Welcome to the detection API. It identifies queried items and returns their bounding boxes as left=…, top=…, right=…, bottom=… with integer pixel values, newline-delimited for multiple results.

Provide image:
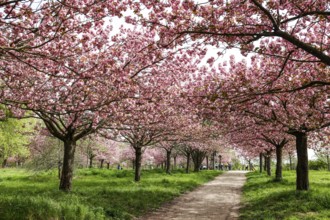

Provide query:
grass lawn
left=0, top=168, right=221, bottom=220
left=240, top=170, right=330, bottom=220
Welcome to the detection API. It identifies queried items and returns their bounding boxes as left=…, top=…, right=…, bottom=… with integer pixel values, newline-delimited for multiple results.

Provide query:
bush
left=309, top=159, right=327, bottom=170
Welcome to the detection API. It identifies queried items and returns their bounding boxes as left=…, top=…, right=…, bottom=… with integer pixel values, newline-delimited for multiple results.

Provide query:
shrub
left=309, top=159, right=327, bottom=170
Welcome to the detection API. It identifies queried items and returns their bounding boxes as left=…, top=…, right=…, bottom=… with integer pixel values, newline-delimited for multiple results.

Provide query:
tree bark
left=264, top=155, right=267, bottom=172
left=218, top=155, right=222, bottom=170
left=191, top=150, right=206, bottom=172
left=134, top=146, right=142, bottom=182
left=294, top=132, right=309, bottom=190
left=266, top=151, right=271, bottom=176
left=107, top=162, right=110, bottom=169
left=186, top=152, right=191, bottom=174
left=212, top=151, right=216, bottom=170
left=275, top=145, right=283, bottom=181
left=173, top=156, right=177, bottom=169
left=89, top=156, right=93, bottom=168
left=327, top=154, right=330, bottom=171
left=132, top=159, right=135, bottom=170
left=206, top=156, right=209, bottom=170
left=166, top=150, right=171, bottom=174
left=259, top=153, right=263, bottom=173
left=59, top=139, right=76, bottom=191
left=100, top=159, right=104, bottom=169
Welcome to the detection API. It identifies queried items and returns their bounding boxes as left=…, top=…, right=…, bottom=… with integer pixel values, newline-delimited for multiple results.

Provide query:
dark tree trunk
left=218, top=155, right=222, bottom=170
left=193, top=163, right=200, bottom=172
left=166, top=150, right=171, bottom=174
left=266, top=151, right=271, bottom=176
left=191, top=150, right=206, bottom=172
left=134, top=146, right=142, bottom=182
left=206, top=156, right=209, bottom=170
left=89, top=156, right=93, bottom=168
left=186, top=152, right=191, bottom=174
left=174, top=156, right=177, bottom=169
left=259, top=153, right=263, bottom=173
left=275, top=145, right=283, bottom=181
left=132, top=159, right=135, bottom=170
left=100, top=159, right=104, bottom=169
left=327, top=154, right=330, bottom=171
left=107, top=162, right=110, bottom=169
left=2, top=158, right=7, bottom=168
left=59, top=140, right=76, bottom=191
left=264, top=155, right=267, bottom=172
left=212, top=151, right=216, bottom=170
left=294, top=132, right=309, bottom=190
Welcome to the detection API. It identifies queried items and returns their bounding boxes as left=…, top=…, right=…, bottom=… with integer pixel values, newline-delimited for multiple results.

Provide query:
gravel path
left=137, top=171, right=248, bottom=220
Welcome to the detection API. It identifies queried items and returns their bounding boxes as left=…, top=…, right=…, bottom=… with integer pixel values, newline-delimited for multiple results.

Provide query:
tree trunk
left=259, top=153, right=263, bottom=173
left=294, top=132, right=309, bottom=190
left=266, top=151, right=271, bottom=176
left=2, top=158, right=7, bottom=168
left=264, top=155, right=267, bottom=172
left=212, top=151, right=216, bottom=170
left=166, top=150, right=171, bottom=174
left=206, top=156, right=209, bottom=170
left=59, top=140, right=76, bottom=191
left=132, top=159, right=135, bottom=170
left=186, top=152, right=191, bottom=174
left=191, top=150, right=206, bottom=172
left=174, top=156, right=177, bottom=169
left=100, top=159, right=104, bottom=169
left=193, top=162, right=200, bottom=172
left=327, top=154, right=330, bottom=171
left=89, top=156, right=93, bottom=168
left=275, top=145, right=283, bottom=181
left=134, top=146, right=142, bottom=182
left=218, top=155, right=222, bottom=170
left=107, top=162, right=110, bottom=169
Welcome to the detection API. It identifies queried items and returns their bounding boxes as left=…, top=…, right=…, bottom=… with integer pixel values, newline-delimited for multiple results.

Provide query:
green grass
left=0, top=168, right=221, bottom=220
left=240, top=170, right=330, bottom=220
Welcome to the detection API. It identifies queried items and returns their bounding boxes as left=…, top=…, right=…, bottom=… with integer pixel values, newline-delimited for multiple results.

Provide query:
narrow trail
left=138, top=171, right=248, bottom=220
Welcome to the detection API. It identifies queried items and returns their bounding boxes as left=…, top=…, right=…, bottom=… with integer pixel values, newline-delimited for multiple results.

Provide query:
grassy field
left=0, top=168, right=221, bottom=220
left=240, top=170, right=330, bottom=220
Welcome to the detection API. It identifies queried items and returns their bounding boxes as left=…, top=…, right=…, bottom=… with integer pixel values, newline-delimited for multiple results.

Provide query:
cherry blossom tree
left=2, top=18, right=195, bottom=190
left=190, top=51, right=329, bottom=190
left=0, top=0, right=129, bottom=69
left=156, top=141, right=179, bottom=174
left=137, top=1, right=330, bottom=83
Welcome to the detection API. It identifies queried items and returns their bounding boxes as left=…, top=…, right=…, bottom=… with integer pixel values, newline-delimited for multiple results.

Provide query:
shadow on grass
left=240, top=171, right=330, bottom=220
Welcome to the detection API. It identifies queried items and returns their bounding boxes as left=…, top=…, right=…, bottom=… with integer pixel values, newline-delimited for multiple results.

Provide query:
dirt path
left=138, top=171, right=248, bottom=220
